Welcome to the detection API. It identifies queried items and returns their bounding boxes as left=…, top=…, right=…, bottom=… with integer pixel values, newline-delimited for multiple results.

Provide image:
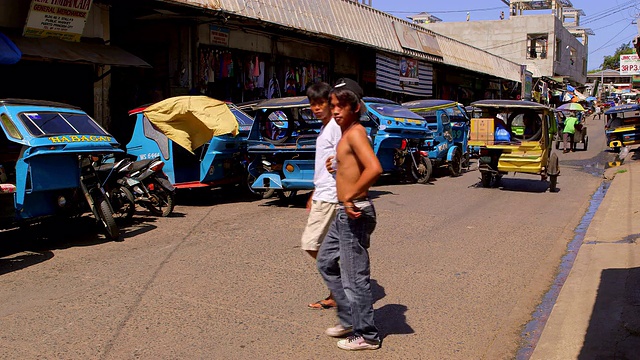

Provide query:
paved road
left=0, top=115, right=614, bottom=359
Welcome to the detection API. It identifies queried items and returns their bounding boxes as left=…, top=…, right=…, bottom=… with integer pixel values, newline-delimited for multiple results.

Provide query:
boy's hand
left=326, top=156, right=336, bottom=174
left=344, top=202, right=362, bottom=219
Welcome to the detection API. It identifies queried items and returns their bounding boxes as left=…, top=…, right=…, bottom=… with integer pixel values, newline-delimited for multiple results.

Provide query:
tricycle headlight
left=57, top=195, right=67, bottom=208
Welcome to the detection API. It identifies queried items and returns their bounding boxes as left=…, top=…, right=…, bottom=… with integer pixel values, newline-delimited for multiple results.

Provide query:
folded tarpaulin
left=9, top=36, right=150, bottom=67
left=0, top=33, right=21, bottom=64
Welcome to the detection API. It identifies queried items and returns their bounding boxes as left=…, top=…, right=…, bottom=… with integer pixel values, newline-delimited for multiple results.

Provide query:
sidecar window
left=19, top=112, right=108, bottom=136
left=64, top=114, right=109, bottom=135
left=0, top=114, right=23, bottom=140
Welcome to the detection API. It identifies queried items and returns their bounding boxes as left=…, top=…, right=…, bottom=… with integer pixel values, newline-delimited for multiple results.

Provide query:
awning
left=9, top=36, right=150, bottom=68
left=0, top=33, right=21, bottom=64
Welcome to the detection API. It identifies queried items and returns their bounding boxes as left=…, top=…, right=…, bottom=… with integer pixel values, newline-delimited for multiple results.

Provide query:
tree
left=600, top=42, right=635, bottom=70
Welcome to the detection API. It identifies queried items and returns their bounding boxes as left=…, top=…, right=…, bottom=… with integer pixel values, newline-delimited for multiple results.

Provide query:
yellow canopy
left=143, top=96, right=239, bottom=153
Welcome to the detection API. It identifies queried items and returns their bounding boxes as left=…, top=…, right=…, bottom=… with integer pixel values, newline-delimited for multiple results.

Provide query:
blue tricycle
left=362, top=97, right=432, bottom=183
left=403, top=99, right=471, bottom=176
left=126, top=96, right=250, bottom=191
left=0, top=99, right=124, bottom=240
left=247, top=96, right=320, bottom=201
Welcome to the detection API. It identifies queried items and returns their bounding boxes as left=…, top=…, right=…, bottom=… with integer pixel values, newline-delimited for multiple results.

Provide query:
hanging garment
left=257, top=61, right=265, bottom=88
left=253, top=56, right=260, bottom=77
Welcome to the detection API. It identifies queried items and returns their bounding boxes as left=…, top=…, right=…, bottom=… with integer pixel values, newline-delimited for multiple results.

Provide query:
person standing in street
left=595, top=103, right=602, bottom=120
left=300, top=82, right=342, bottom=310
left=318, top=78, right=383, bottom=351
left=562, top=111, right=580, bottom=153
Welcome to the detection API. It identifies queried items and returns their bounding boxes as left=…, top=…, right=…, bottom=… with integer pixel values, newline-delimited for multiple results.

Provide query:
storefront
left=195, top=24, right=331, bottom=103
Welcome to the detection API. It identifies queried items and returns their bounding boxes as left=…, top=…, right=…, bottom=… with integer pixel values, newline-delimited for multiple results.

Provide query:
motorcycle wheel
left=411, top=155, right=432, bottom=184
left=146, top=183, right=175, bottom=217
left=97, top=198, right=119, bottom=240
left=111, top=186, right=135, bottom=221
left=449, top=148, right=462, bottom=177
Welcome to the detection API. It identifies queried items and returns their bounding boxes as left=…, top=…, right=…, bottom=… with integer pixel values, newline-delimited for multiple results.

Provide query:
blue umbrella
left=585, top=96, right=597, bottom=102
left=0, top=33, right=21, bottom=65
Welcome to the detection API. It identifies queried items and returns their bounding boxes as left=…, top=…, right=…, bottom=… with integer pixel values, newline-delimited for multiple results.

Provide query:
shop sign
left=23, top=0, right=94, bottom=42
left=620, top=54, right=640, bottom=75
left=399, top=57, right=419, bottom=83
left=210, top=25, right=230, bottom=47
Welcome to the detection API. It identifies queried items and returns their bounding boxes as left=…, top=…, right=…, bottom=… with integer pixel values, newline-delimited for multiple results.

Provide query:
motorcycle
left=93, top=156, right=137, bottom=222
left=122, top=157, right=176, bottom=217
left=394, top=138, right=432, bottom=184
left=78, top=155, right=120, bottom=240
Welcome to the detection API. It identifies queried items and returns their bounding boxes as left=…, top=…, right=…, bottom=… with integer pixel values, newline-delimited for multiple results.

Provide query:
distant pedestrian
left=562, top=111, right=579, bottom=153
left=500, top=11, right=504, bottom=20
left=595, top=104, right=601, bottom=120
left=466, top=12, right=470, bottom=21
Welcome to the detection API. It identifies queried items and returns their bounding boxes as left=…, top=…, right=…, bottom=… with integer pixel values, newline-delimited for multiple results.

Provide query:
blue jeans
left=317, top=204, right=379, bottom=343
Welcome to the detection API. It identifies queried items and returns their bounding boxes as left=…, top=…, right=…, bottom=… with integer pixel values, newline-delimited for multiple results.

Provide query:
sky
left=371, top=0, right=640, bottom=71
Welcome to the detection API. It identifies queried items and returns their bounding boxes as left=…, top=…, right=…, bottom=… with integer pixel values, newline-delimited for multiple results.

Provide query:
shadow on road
left=0, top=213, right=161, bottom=275
left=376, top=304, right=415, bottom=339
left=372, top=278, right=386, bottom=303
left=0, top=250, right=53, bottom=276
left=579, top=267, right=640, bottom=359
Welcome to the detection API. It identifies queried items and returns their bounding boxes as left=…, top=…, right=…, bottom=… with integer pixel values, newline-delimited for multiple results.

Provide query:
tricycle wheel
left=411, top=155, right=432, bottom=184
left=98, top=198, right=119, bottom=241
left=583, top=136, right=588, bottom=151
left=246, top=167, right=275, bottom=199
left=555, top=140, right=560, bottom=150
left=549, top=175, right=558, bottom=192
left=480, top=172, right=492, bottom=188
left=278, top=190, right=297, bottom=202
left=449, top=148, right=462, bottom=177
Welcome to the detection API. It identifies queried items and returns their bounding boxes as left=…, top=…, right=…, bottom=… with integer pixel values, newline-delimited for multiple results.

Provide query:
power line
left=589, top=23, right=633, bottom=54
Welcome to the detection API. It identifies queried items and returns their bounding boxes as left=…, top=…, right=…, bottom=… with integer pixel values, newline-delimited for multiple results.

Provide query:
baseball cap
left=333, top=78, right=364, bottom=101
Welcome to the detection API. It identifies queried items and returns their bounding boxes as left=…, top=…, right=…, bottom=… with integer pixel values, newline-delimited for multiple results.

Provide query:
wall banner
left=23, top=0, right=94, bottom=42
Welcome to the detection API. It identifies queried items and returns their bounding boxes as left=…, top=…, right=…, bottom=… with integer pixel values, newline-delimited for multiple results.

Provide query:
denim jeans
left=317, top=204, right=379, bottom=343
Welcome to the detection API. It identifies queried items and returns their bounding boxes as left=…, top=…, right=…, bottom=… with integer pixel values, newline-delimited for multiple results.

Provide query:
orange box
left=470, top=118, right=494, bottom=142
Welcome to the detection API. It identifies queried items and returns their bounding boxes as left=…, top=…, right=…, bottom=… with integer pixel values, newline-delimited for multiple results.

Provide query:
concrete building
left=585, top=69, right=634, bottom=98
left=419, top=0, right=589, bottom=86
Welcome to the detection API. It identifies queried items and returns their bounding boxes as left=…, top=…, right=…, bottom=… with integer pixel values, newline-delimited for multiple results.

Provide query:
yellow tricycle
left=468, top=100, right=560, bottom=192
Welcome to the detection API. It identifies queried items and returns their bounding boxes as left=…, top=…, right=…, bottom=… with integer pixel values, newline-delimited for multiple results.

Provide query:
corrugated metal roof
left=163, top=0, right=521, bottom=81
left=436, top=35, right=522, bottom=82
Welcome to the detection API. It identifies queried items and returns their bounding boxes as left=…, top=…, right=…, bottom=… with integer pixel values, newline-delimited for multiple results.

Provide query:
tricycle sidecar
left=0, top=99, right=123, bottom=239
left=126, top=96, right=245, bottom=190
left=403, top=99, right=471, bottom=176
left=604, top=104, right=640, bottom=153
left=469, top=100, right=559, bottom=192
left=246, top=96, right=320, bottom=200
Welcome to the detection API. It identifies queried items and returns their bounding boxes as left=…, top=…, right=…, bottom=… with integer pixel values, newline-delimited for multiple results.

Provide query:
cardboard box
left=470, top=118, right=495, bottom=142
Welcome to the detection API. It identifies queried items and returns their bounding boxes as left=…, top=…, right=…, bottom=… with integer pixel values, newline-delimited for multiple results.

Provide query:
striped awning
left=376, top=53, right=433, bottom=97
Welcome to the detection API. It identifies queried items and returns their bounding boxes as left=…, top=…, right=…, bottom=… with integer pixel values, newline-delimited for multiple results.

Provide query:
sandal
left=308, top=298, right=337, bottom=309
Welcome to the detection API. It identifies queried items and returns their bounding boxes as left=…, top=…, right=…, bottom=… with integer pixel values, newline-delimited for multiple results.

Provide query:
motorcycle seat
left=130, top=159, right=155, bottom=172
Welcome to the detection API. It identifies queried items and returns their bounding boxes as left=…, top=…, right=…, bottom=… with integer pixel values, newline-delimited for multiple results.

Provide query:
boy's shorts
left=300, top=200, right=338, bottom=251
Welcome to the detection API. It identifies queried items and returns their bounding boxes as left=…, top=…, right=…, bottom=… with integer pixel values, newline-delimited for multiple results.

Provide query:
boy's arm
left=344, top=126, right=382, bottom=203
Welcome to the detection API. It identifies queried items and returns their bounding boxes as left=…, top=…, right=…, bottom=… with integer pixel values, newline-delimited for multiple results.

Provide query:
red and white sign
left=23, top=0, right=93, bottom=42
left=620, top=54, right=640, bottom=75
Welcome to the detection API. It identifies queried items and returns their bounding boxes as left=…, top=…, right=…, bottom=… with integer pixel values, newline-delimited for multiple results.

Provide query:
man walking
left=300, top=82, right=342, bottom=310
left=318, top=78, right=383, bottom=351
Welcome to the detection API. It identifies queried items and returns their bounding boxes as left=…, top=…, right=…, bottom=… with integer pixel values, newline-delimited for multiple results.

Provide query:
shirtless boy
left=317, top=78, right=383, bottom=351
